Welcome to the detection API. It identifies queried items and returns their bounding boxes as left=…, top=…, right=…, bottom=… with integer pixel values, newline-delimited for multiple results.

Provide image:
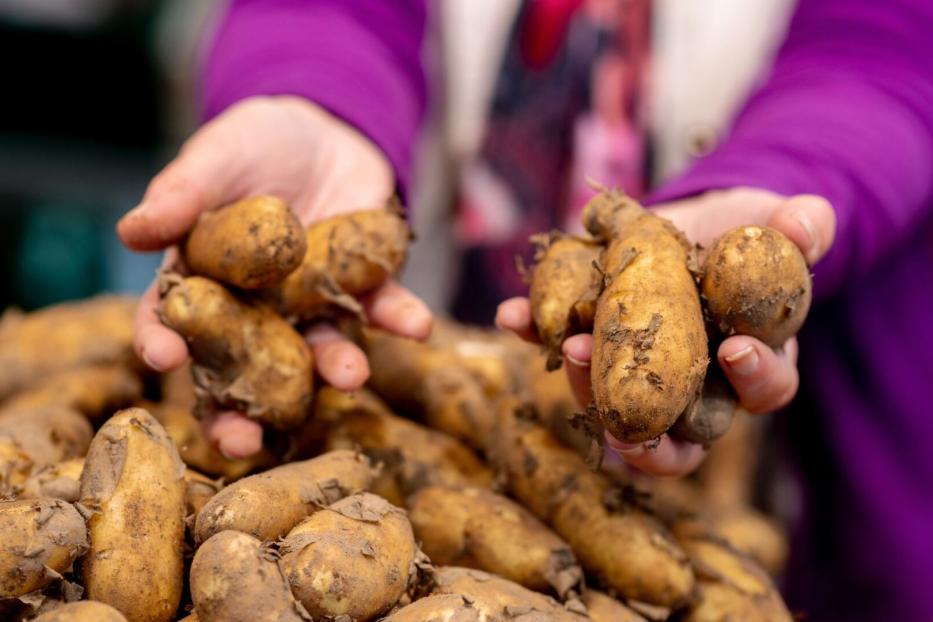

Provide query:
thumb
left=117, top=125, right=247, bottom=251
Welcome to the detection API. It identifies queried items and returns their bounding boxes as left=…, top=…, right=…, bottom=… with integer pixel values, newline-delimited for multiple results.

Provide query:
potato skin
left=194, top=449, right=373, bottom=543
left=79, top=408, right=187, bottom=622
left=583, top=191, right=708, bottom=443
left=267, top=205, right=410, bottom=320
left=280, top=493, right=419, bottom=621
left=670, top=364, right=736, bottom=445
left=492, top=401, right=694, bottom=608
left=408, top=485, right=582, bottom=597
left=0, top=295, right=137, bottom=401
left=0, top=407, right=92, bottom=490
left=190, top=530, right=304, bottom=622
left=0, top=498, right=88, bottom=598
left=529, top=233, right=602, bottom=370
left=322, top=388, right=493, bottom=506
left=702, top=225, right=812, bottom=348
left=183, top=469, right=222, bottom=518
left=184, top=196, right=307, bottom=290
left=583, top=590, right=648, bottom=622
left=32, top=601, right=128, bottom=622
left=382, top=594, right=481, bottom=622
left=20, top=458, right=85, bottom=502
left=160, top=275, right=313, bottom=430
left=1, top=364, right=142, bottom=420
left=429, top=567, right=586, bottom=621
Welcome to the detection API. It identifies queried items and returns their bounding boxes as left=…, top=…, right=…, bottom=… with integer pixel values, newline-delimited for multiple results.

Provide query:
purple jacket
left=202, top=1, right=933, bottom=620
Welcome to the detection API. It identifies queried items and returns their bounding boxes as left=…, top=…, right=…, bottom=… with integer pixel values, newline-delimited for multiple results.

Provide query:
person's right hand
left=117, top=96, right=433, bottom=459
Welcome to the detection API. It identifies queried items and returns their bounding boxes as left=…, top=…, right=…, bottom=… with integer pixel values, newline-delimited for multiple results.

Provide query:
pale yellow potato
left=19, top=458, right=85, bottom=502
left=583, top=590, right=648, bottom=622
left=32, top=601, right=128, bottom=622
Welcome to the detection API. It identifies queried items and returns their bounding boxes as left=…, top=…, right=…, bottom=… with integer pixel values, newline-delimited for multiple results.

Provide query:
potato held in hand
left=80, top=408, right=186, bottom=622
left=267, top=204, right=410, bottom=320
left=0, top=498, right=88, bottom=599
left=702, top=225, right=812, bottom=348
left=183, top=196, right=307, bottom=290
left=160, top=275, right=313, bottom=430
left=583, top=190, right=708, bottom=443
left=529, top=233, right=602, bottom=370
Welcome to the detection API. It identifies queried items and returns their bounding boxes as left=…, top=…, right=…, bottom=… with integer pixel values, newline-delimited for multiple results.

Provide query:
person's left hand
left=496, top=187, right=836, bottom=477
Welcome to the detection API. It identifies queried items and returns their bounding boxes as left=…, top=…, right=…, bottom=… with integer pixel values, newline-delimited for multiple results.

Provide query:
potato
left=582, top=190, right=707, bottom=443
left=160, top=275, right=313, bottom=430
left=0, top=407, right=92, bottom=490
left=0, top=498, right=88, bottom=598
left=151, top=401, right=270, bottom=480
left=0, top=295, right=136, bottom=400
left=702, top=225, right=811, bottom=348
left=492, top=401, right=694, bottom=607
left=265, top=204, right=410, bottom=320
left=321, top=388, right=493, bottom=506
left=80, top=408, right=187, bottom=622
left=190, top=530, right=304, bottom=622
left=583, top=590, right=648, bottom=622
left=706, top=509, right=788, bottom=578
left=194, top=449, right=372, bottom=543
left=1, top=364, right=143, bottom=420
left=382, top=594, right=481, bottom=622
left=529, top=233, right=602, bottom=370
left=675, top=532, right=792, bottom=622
left=20, top=459, right=85, bottom=502
left=184, top=469, right=221, bottom=518
left=408, top=485, right=583, bottom=598
left=429, top=567, right=587, bottom=621
left=670, top=365, right=736, bottom=445
left=32, top=601, right=128, bottom=622
left=183, top=196, right=307, bottom=290
left=280, top=493, right=420, bottom=621
left=365, top=330, right=496, bottom=450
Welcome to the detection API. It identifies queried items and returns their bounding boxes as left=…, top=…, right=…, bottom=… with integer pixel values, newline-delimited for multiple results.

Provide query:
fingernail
left=792, top=209, right=817, bottom=261
left=122, top=204, right=148, bottom=221
left=566, top=353, right=588, bottom=367
left=724, top=345, right=759, bottom=376
left=140, top=348, right=166, bottom=373
left=605, top=432, right=644, bottom=456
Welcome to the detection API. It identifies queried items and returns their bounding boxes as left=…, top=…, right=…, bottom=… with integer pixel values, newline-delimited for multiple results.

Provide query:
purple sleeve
left=650, top=0, right=933, bottom=298
left=201, top=0, right=428, bottom=197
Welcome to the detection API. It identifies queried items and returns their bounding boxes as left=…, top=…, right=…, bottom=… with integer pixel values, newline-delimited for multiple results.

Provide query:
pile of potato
left=0, top=193, right=798, bottom=621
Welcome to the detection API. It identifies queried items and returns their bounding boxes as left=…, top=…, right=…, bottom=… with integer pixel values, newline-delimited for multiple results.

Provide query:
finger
left=305, top=323, right=371, bottom=391
left=203, top=411, right=264, bottom=460
left=494, top=297, right=541, bottom=344
left=361, top=280, right=433, bottom=341
left=605, top=432, right=707, bottom=477
left=719, top=336, right=800, bottom=414
left=134, top=279, right=188, bottom=372
left=117, top=124, right=247, bottom=251
left=767, top=194, right=837, bottom=265
left=562, top=333, right=593, bottom=406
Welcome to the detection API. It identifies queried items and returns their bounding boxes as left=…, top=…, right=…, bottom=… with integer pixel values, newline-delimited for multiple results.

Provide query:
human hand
left=496, top=187, right=836, bottom=476
left=117, top=96, right=432, bottom=458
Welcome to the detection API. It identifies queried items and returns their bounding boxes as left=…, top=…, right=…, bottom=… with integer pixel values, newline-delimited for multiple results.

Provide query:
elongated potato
left=408, top=485, right=582, bottom=598
left=194, top=449, right=372, bottom=543
left=583, top=590, right=648, bottom=622
left=382, top=594, right=481, bottom=622
left=280, top=493, right=419, bottom=621
left=0, top=295, right=136, bottom=400
left=670, top=364, right=736, bottom=445
left=1, top=364, right=142, bottom=420
left=20, top=458, right=85, bottom=502
left=0, top=498, right=88, bottom=598
left=702, top=225, right=811, bottom=348
left=80, top=408, right=186, bottom=622
left=32, top=601, right=128, bottom=622
left=160, top=275, right=313, bottom=430
left=430, top=567, right=587, bottom=621
left=529, top=233, right=602, bottom=370
left=321, top=388, right=493, bottom=506
left=583, top=190, right=707, bottom=443
left=151, top=401, right=270, bottom=480
left=190, top=530, right=304, bottom=622
left=492, top=401, right=694, bottom=607
left=0, top=407, right=92, bottom=490
left=183, top=196, right=307, bottom=290
left=365, top=330, right=496, bottom=450
left=266, top=204, right=410, bottom=320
